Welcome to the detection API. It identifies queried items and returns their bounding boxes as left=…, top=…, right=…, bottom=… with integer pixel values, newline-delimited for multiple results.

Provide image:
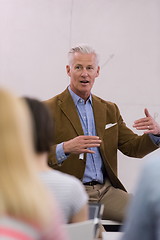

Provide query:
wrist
left=63, top=142, right=70, bottom=155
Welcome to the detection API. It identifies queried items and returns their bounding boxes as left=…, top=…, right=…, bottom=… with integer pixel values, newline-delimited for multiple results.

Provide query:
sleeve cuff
left=149, top=134, right=160, bottom=146
left=56, top=143, right=69, bottom=164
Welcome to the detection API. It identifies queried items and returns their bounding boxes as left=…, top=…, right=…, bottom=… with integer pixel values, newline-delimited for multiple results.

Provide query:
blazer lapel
left=58, top=89, right=84, bottom=136
left=58, top=90, right=107, bottom=137
left=92, top=95, right=106, bottom=138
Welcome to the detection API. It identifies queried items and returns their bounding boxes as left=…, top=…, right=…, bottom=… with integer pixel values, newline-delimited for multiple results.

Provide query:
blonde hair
left=0, top=89, right=54, bottom=228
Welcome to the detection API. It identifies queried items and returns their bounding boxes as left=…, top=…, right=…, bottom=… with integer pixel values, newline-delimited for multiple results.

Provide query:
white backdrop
left=0, top=0, right=160, bottom=192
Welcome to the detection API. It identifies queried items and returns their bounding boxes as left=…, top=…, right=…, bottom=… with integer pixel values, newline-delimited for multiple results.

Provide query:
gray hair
left=68, top=44, right=99, bottom=65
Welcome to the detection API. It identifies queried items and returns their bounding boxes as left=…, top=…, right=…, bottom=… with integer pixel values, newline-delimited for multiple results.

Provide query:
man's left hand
left=133, top=108, right=160, bottom=135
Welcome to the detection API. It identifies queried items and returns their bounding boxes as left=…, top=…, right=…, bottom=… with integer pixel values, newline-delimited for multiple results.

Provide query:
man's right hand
left=63, top=135, right=102, bottom=155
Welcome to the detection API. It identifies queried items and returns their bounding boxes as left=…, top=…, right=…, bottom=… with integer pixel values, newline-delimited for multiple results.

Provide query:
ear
left=95, top=66, right=100, bottom=77
left=66, top=65, right=71, bottom=77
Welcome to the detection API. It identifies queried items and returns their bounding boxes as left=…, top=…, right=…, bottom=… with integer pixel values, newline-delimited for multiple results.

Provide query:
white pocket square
left=105, top=123, right=117, bottom=129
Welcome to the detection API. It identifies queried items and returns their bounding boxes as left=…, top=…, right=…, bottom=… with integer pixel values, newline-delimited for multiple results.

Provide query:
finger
left=133, top=109, right=151, bottom=125
left=81, top=139, right=101, bottom=146
left=133, top=120, right=149, bottom=127
left=81, top=149, right=95, bottom=154
left=82, top=135, right=100, bottom=140
left=133, top=121, right=149, bottom=127
left=82, top=143, right=101, bottom=150
left=144, top=108, right=151, bottom=118
left=85, top=140, right=102, bottom=144
left=134, top=126, right=149, bottom=130
left=87, top=144, right=101, bottom=148
left=134, top=117, right=150, bottom=125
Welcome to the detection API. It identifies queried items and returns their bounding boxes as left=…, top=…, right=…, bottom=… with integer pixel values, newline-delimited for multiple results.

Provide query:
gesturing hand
left=133, top=108, right=160, bottom=135
left=63, top=135, right=102, bottom=155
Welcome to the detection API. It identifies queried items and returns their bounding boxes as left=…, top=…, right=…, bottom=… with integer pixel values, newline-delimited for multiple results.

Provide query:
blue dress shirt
left=56, top=86, right=105, bottom=184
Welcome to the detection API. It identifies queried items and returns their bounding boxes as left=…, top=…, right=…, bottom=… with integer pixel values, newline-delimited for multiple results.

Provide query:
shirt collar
left=68, top=86, right=92, bottom=106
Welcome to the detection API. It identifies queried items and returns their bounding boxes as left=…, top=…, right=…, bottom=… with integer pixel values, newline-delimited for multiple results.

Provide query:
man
left=44, top=44, right=160, bottom=222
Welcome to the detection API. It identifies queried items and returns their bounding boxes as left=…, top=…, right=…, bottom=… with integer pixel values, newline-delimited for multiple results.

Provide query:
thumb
left=144, top=108, right=151, bottom=117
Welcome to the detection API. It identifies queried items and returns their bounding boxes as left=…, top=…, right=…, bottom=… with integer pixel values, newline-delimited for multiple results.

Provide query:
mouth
left=80, top=80, right=89, bottom=84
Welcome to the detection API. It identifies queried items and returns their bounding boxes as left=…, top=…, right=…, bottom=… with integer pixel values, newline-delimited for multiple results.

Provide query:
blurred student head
left=23, top=97, right=54, bottom=154
left=0, top=89, right=53, bottom=228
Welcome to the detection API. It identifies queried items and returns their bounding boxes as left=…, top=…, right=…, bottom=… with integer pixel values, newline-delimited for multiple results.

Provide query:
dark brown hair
left=23, top=97, right=54, bottom=153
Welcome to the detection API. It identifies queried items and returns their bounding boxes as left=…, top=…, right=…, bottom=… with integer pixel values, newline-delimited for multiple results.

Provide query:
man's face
left=66, top=52, right=100, bottom=100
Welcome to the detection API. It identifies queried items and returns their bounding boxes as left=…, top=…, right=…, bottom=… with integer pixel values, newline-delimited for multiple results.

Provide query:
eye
left=87, top=66, right=94, bottom=70
left=75, top=65, right=82, bottom=70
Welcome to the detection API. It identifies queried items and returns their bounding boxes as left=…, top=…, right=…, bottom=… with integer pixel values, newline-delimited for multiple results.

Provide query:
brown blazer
left=44, top=88, right=158, bottom=191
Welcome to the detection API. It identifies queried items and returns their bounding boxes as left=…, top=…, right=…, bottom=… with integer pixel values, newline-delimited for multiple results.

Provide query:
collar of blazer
left=58, top=88, right=106, bottom=138
left=57, top=88, right=84, bottom=136
left=92, top=95, right=107, bottom=138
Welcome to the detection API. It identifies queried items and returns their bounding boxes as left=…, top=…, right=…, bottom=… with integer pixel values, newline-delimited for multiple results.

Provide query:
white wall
left=0, top=0, right=160, bottom=192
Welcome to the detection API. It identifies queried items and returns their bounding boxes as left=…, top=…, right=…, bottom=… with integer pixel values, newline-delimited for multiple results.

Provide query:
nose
left=81, top=68, right=88, bottom=77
